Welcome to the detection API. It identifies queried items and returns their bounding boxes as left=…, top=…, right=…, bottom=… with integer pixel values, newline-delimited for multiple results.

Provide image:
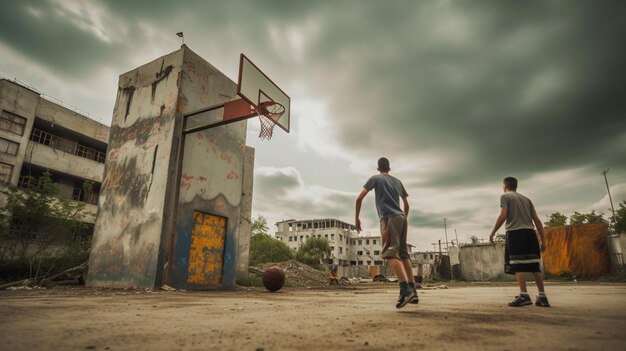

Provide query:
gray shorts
left=380, top=214, right=410, bottom=260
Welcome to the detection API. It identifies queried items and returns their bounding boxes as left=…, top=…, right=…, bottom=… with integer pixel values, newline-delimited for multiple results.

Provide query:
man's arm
left=355, top=188, right=369, bottom=233
left=402, top=196, right=410, bottom=217
left=532, top=212, right=545, bottom=251
left=489, top=207, right=507, bottom=243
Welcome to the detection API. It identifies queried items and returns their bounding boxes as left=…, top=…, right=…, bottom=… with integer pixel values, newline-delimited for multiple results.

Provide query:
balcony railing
left=30, top=128, right=105, bottom=163
left=18, top=175, right=99, bottom=206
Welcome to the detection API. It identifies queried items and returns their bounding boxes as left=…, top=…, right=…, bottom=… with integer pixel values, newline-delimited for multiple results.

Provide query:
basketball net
left=256, top=101, right=285, bottom=140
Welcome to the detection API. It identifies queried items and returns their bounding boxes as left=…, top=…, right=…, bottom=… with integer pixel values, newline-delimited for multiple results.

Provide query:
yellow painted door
left=186, top=211, right=227, bottom=285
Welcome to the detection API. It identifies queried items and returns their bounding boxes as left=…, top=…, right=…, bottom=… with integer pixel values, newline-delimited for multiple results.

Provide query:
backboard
left=237, top=54, right=290, bottom=133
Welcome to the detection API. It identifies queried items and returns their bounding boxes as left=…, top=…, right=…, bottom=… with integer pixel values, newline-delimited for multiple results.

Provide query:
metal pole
left=602, top=169, right=617, bottom=224
left=443, top=218, right=449, bottom=253
left=454, top=229, right=459, bottom=246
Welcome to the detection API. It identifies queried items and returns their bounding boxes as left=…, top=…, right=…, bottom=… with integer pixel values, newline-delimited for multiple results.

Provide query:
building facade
left=275, top=218, right=391, bottom=266
left=0, top=78, right=109, bottom=225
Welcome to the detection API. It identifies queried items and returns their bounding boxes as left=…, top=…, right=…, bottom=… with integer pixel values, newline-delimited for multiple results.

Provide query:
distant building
left=275, top=218, right=413, bottom=266
left=0, top=78, right=109, bottom=231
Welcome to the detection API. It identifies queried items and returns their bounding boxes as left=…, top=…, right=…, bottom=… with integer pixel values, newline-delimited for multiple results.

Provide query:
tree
left=248, top=216, right=293, bottom=265
left=0, top=171, right=92, bottom=280
left=470, top=235, right=480, bottom=244
left=612, top=200, right=626, bottom=234
left=569, top=210, right=607, bottom=226
left=251, top=215, right=269, bottom=236
left=295, top=237, right=331, bottom=269
left=544, top=212, right=567, bottom=227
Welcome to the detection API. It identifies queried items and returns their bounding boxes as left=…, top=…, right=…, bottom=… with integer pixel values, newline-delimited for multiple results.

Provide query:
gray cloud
left=1, top=0, right=624, bottom=249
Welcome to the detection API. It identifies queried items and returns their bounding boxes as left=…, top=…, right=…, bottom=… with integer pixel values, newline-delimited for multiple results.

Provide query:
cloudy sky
left=1, top=0, right=624, bottom=250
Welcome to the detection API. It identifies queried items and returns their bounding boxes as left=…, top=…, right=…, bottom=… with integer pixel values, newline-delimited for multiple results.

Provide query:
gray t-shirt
left=500, top=192, right=536, bottom=231
left=364, top=174, right=408, bottom=220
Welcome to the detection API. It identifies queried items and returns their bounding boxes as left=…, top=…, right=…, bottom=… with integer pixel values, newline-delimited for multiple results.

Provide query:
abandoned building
left=275, top=218, right=414, bottom=266
left=0, top=78, right=109, bottom=232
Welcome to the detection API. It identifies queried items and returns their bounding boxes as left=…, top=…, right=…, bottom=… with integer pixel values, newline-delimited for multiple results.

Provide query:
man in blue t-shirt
left=355, top=157, right=417, bottom=308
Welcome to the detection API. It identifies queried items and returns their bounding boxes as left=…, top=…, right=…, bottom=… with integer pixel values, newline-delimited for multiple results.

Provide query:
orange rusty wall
left=543, top=223, right=612, bottom=279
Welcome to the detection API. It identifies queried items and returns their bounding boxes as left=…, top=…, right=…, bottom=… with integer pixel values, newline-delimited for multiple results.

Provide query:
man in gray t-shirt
left=355, top=157, right=416, bottom=308
left=489, top=176, right=550, bottom=308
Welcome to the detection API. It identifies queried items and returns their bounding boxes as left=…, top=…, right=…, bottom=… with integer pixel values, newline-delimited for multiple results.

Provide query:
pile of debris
left=254, top=260, right=327, bottom=287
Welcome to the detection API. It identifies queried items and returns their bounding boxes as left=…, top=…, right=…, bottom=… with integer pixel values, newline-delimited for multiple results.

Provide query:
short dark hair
left=503, top=176, right=518, bottom=190
left=377, top=157, right=390, bottom=172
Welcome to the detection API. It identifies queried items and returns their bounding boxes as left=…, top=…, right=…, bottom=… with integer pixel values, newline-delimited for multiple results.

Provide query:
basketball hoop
left=256, top=101, right=285, bottom=140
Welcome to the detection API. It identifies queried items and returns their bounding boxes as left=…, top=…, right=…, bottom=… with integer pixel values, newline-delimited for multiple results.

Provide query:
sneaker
left=535, top=294, right=551, bottom=307
left=409, top=289, right=419, bottom=304
left=396, top=288, right=416, bottom=309
left=508, top=295, right=532, bottom=307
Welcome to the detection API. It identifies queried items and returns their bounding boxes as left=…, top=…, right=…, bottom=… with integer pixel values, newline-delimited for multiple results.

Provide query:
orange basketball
left=262, top=266, right=285, bottom=292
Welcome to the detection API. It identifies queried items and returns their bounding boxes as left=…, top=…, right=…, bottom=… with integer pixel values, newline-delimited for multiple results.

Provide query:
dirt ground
left=0, top=283, right=624, bottom=351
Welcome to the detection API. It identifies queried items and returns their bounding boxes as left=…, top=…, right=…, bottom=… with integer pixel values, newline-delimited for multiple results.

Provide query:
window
left=325, top=234, right=328, bottom=238
left=357, top=250, right=363, bottom=255
left=374, top=250, right=380, bottom=255
left=366, top=239, right=370, bottom=245
left=339, top=247, right=343, bottom=254
left=331, top=234, right=335, bottom=240
left=423, top=254, right=428, bottom=259
left=340, top=234, right=343, bottom=240
left=350, top=260, right=357, bottom=265
left=0, top=110, right=27, bottom=136
left=373, top=240, right=377, bottom=245
left=367, top=261, right=371, bottom=265
left=374, top=260, right=383, bottom=265
left=0, top=137, right=19, bottom=156
left=330, top=246, right=334, bottom=251
left=300, top=235, right=303, bottom=241
left=358, top=240, right=362, bottom=245
left=0, top=162, right=12, bottom=183
left=289, top=236, right=292, bottom=242
left=430, top=254, right=434, bottom=259
left=358, top=260, right=363, bottom=265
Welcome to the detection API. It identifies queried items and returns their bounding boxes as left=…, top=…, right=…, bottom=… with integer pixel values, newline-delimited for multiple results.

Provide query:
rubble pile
left=255, top=260, right=327, bottom=287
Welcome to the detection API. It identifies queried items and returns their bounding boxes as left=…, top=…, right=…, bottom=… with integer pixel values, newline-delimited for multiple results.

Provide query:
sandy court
left=0, top=283, right=624, bottom=351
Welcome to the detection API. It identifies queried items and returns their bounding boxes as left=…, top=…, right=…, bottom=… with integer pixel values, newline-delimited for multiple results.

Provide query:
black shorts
left=504, top=229, right=541, bottom=274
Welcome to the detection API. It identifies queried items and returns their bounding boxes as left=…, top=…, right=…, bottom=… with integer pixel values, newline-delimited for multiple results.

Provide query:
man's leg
left=509, top=272, right=532, bottom=307
left=532, top=272, right=545, bottom=293
left=401, top=259, right=414, bottom=282
left=516, top=272, right=528, bottom=293
left=386, top=258, right=408, bottom=282
left=533, top=272, right=551, bottom=307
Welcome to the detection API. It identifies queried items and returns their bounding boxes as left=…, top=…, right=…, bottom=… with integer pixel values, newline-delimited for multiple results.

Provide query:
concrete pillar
left=87, top=46, right=254, bottom=290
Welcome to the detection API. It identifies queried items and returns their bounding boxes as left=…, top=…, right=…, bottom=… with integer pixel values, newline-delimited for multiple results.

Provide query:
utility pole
left=454, top=229, right=459, bottom=246
left=602, top=169, right=617, bottom=224
left=443, top=218, right=449, bottom=253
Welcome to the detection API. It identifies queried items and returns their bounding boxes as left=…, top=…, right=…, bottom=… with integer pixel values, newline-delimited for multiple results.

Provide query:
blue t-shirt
left=363, top=174, right=408, bottom=220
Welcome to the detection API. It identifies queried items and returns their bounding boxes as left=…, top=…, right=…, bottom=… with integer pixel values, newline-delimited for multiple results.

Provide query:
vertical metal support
left=602, top=169, right=617, bottom=226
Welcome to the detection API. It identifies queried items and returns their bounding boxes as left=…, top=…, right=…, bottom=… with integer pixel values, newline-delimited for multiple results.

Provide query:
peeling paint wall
left=87, top=48, right=185, bottom=288
left=88, top=46, right=254, bottom=289
left=168, top=48, right=253, bottom=290
left=458, top=243, right=515, bottom=281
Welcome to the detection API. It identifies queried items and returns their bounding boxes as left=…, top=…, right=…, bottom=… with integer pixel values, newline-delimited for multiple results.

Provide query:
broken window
left=0, top=162, right=12, bottom=183
left=0, top=137, right=19, bottom=156
left=0, top=110, right=27, bottom=136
